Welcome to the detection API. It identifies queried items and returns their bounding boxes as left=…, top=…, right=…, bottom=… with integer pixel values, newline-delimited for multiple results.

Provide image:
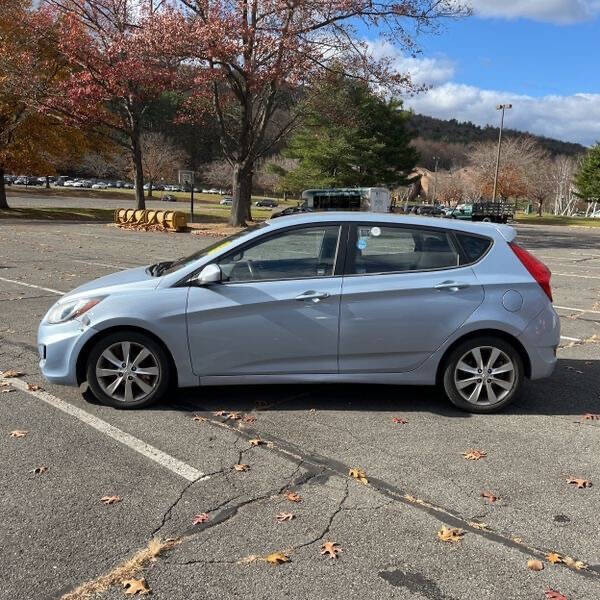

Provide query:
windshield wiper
left=146, top=261, right=173, bottom=277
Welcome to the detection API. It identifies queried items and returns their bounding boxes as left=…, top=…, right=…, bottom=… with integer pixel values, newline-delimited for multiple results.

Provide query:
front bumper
left=37, top=318, right=99, bottom=386
left=519, top=303, right=560, bottom=380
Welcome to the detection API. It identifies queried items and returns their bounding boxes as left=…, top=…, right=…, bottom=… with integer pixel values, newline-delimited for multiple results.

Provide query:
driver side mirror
left=193, top=263, right=222, bottom=285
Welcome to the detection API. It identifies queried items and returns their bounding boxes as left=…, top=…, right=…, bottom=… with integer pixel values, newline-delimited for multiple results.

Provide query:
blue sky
left=375, top=1, right=600, bottom=145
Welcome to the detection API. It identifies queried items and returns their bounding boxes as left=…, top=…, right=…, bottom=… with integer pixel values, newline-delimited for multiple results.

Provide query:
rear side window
left=455, top=233, right=492, bottom=264
left=349, top=225, right=460, bottom=274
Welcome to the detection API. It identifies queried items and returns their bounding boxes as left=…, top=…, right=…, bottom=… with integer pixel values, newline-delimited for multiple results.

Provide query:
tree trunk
left=131, top=133, right=146, bottom=210
left=45, top=175, right=50, bottom=189
left=230, top=162, right=252, bottom=227
left=0, top=167, right=8, bottom=209
left=147, top=181, right=153, bottom=198
left=537, top=199, right=543, bottom=217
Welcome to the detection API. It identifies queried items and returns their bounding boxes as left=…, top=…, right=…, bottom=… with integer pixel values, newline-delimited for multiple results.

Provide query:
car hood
left=66, top=266, right=160, bottom=299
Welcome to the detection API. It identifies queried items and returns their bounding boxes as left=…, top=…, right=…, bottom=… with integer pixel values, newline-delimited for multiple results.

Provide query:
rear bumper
left=37, top=319, right=98, bottom=386
left=519, top=303, right=560, bottom=380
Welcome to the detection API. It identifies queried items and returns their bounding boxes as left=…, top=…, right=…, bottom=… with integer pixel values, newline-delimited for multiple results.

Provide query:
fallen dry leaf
left=226, top=412, right=242, bottom=421
left=582, top=413, right=600, bottom=421
left=249, top=438, right=264, bottom=447
left=468, top=521, right=488, bottom=530
left=284, top=491, right=301, bottom=503
left=233, top=463, right=250, bottom=472
left=242, top=415, right=257, bottom=424
left=9, top=430, right=28, bottom=438
left=527, top=559, right=544, bottom=571
left=27, top=383, right=43, bottom=391
left=463, top=449, right=487, bottom=460
left=276, top=512, right=295, bottom=523
left=544, top=589, right=568, bottom=600
left=567, top=478, right=592, bottom=489
left=2, top=370, right=25, bottom=378
left=481, top=491, right=499, bottom=503
left=101, top=495, right=122, bottom=505
left=213, top=410, right=227, bottom=417
left=32, top=466, right=48, bottom=475
left=122, top=577, right=150, bottom=595
left=320, top=541, right=343, bottom=559
left=192, top=415, right=206, bottom=422
left=562, top=556, right=586, bottom=570
left=437, top=527, right=465, bottom=543
left=392, top=417, right=408, bottom=424
left=546, top=552, right=563, bottom=564
left=192, top=513, right=209, bottom=524
left=265, top=551, right=290, bottom=565
left=349, top=467, right=368, bottom=485
left=1, top=388, right=15, bottom=394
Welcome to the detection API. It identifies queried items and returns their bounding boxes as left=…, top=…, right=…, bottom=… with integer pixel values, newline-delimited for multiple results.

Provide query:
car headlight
left=46, top=296, right=105, bottom=324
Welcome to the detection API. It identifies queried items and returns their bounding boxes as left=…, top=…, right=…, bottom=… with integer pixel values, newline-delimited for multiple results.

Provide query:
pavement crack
left=150, top=477, right=203, bottom=538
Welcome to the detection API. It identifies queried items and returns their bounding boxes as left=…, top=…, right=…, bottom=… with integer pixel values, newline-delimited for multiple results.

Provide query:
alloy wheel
left=95, top=341, right=160, bottom=403
left=454, top=346, right=516, bottom=406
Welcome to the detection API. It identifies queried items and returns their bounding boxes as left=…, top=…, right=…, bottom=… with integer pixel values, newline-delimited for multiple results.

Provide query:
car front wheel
left=442, top=336, right=523, bottom=413
left=86, top=331, right=171, bottom=409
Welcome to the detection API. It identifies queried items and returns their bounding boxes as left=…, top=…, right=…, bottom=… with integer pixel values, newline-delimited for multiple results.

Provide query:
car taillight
left=509, top=242, right=553, bottom=302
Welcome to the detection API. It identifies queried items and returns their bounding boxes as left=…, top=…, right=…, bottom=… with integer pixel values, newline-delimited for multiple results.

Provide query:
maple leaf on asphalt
left=462, top=449, right=487, bottom=461
left=562, top=556, right=586, bottom=570
left=9, top=430, right=28, bottom=438
left=226, top=412, right=242, bottom=421
left=392, top=417, right=408, bottom=424
left=582, top=413, right=600, bottom=421
left=349, top=468, right=368, bottom=485
left=437, top=527, right=465, bottom=543
left=481, top=491, right=499, bottom=503
left=100, top=495, right=122, bottom=505
left=567, top=478, right=592, bottom=489
left=546, top=552, right=563, bottom=564
left=249, top=438, right=264, bottom=447
left=544, top=589, right=568, bottom=600
left=27, top=383, right=42, bottom=391
left=122, top=578, right=151, bottom=595
left=527, top=559, right=544, bottom=571
left=265, top=551, right=290, bottom=565
left=284, top=491, right=301, bottom=503
left=32, top=466, right=48, bottom=475
left=320, top=541, right=343, bottom=559
left=242, top=415, right=257, bottom=424
left=2, top=370, right=25, bottom=378
left=192, top=513, right=209, bottom=524
left=192, top=415, right=206, bottom=422
left=276, top=512, right=295, bottom=523
left=233, top=463, right=250, bottom=472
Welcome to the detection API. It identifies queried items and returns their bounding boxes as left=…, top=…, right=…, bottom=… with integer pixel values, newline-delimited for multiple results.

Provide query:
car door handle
left=435, top=281, right=470, bottom=292
left=295, top=291, right=330, bottom=302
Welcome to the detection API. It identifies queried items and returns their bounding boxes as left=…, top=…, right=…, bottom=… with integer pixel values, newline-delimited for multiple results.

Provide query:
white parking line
left=561, top=335, right=582, bottom=342
left=553, top=272, right=600, bottom=280
left=0, top=276, right=64, bottom=296
left=1, top=374, right=206, bottom=482
left=555, top=305, right=600, bottom=315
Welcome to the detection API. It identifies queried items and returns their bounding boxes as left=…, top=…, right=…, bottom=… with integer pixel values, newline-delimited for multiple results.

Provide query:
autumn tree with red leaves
left=45, top=0, right=186, bottom=209
left=170, top=0, right=470, bottom=226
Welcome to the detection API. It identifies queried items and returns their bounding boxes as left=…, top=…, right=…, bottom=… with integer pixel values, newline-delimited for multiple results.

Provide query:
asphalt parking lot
left=1, top=217, right=600, bottom=600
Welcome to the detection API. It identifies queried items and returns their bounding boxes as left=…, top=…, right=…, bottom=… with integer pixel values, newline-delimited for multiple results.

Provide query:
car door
left=339, top=223, right=485, bottom=373
left=186, top=223, right=345, bottom=376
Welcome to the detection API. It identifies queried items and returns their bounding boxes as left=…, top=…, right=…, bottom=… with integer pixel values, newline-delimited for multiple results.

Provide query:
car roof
left=266, top=212, right=516, bottom=241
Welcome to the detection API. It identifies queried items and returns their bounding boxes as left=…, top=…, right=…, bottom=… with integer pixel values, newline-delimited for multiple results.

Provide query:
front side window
left=350, top=225, right=460, bottom=274
left=218, top=225, right=341, bottom=282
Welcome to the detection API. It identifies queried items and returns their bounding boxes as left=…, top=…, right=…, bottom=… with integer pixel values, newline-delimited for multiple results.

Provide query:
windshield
left=161, top=223, right=269, bottom=275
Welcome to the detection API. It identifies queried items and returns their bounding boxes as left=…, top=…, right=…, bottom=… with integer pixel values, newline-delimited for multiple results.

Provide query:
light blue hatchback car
left=38, top=213, right=559, bottom=413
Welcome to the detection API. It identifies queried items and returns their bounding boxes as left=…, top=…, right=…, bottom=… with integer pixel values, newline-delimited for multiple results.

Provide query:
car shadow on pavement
left=167, top=358, right=599, bottom=418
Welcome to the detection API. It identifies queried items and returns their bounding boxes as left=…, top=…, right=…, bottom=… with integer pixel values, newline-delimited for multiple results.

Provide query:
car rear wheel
left=442, top=336, right=523, bottom=413
left=86, top=331, right=171, bottom=409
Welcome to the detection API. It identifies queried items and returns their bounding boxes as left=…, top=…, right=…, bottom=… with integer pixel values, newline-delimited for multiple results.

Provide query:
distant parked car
left=255, top=198, right=279, bottom=208
left=91, top=182, right=108, bottom=190
left=220, top=197, right=233, bottom=206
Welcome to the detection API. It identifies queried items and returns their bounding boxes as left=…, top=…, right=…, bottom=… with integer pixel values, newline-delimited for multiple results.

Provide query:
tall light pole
left=492, top=104, right=512, bottom=201
left=432, top=155, right=439, bottom=203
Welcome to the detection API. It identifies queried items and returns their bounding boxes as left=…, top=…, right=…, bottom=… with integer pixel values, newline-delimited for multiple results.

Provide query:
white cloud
left=467, top=0, right=600, bottom=24
left=406, top=83, right=600, bottom=146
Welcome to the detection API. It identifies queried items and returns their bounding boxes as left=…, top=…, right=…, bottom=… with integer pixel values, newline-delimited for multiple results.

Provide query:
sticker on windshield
left=357, top=238, right=368, bottom=250
left=370, top=226, right=381, bottom=237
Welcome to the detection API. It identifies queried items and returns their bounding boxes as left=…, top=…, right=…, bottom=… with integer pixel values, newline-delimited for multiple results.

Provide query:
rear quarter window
left=456, top=233, right=493, bottom=264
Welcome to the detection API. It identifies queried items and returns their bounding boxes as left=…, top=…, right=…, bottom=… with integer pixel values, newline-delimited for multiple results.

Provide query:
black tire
left=86, top=331, right=171, bottom=409
left=442, top=336, right=524, bottom=413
